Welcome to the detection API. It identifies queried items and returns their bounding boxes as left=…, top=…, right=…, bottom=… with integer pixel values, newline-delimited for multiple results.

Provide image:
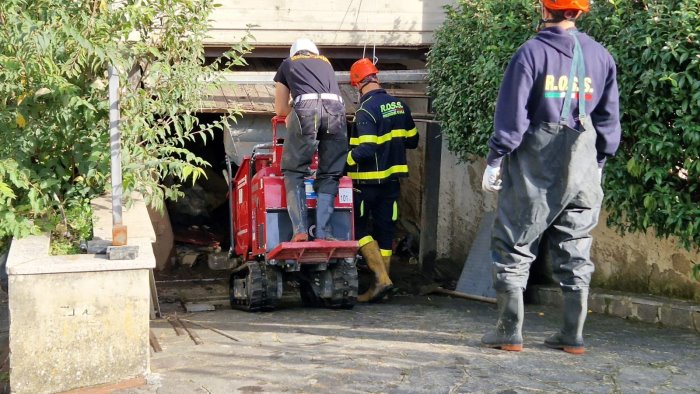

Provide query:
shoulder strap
left=560, top=32, right=587, bottom=123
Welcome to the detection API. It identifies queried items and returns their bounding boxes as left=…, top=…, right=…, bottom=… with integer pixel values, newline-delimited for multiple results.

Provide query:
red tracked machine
left=226, top=115, right=359, bottom=311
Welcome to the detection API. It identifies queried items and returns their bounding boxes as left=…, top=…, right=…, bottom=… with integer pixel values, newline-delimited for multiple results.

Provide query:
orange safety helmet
left=541, top=0, right=589, bottom=13
left=350, top=58, right=379, bottom=87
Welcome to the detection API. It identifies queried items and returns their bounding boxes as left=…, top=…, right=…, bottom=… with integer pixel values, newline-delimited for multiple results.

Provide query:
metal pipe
left=225, top=155, right=236, bottom=257
left=215, top=70, right=428, bottom=84
left=108, top=64, right=126, bottom=230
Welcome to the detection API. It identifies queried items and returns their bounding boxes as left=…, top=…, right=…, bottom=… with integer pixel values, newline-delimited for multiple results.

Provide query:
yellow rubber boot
left=358, top=241, right=393, bottom=302
left=383, top=255, right=391, bottom=276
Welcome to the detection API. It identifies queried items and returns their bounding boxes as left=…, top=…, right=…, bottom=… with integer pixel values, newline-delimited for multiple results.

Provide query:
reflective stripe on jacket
left=346, top=89, right=418, bottom=184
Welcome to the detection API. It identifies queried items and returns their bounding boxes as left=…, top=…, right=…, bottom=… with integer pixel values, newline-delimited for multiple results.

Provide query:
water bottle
left=304, top=178, right=316, bottom=202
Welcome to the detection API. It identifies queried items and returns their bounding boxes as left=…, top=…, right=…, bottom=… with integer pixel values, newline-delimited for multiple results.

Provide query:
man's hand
left=482, top=165, right=502, bottom=192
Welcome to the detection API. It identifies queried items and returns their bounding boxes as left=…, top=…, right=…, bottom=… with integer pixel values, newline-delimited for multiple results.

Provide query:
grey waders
left=480, top=290, right=524, bottom=351
left=485, top=32, right=600, bottom=354
left=315, top=192, right=336, bottom=240
left=544, top=290, right=588, bottom=354
left=285, top=178, right=309, bottom=242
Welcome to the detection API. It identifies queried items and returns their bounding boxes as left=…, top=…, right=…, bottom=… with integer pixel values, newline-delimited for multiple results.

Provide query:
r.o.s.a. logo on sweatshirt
left=544, top=75, right=594, bottom=101
left=380, top=101, right=405, bottom=118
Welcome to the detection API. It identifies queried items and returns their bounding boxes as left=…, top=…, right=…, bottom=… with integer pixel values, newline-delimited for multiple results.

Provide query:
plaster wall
left=435, top=147, right=700, bottom=302
left=591, top=214, right=700, bottom=302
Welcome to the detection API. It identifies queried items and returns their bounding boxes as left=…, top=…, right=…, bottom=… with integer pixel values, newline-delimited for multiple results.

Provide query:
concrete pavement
left=123, top=293, right=700, bottom=394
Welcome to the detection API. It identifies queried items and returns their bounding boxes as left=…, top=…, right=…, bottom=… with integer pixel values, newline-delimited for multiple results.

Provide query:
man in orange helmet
left=347, top=58, right=419, bottom=302
left=480, top=0, right=621, bottom=354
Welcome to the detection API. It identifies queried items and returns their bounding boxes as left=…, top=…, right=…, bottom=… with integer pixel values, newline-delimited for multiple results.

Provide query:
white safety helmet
left=290, top=38, right=319, bottom=57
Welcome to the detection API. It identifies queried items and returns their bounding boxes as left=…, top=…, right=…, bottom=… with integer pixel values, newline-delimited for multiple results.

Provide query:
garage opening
left=154, top=51, right=436, bottom=310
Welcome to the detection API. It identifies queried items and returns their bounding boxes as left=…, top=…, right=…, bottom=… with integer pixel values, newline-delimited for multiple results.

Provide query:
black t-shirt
left=273, top=54, right=341, bottom=99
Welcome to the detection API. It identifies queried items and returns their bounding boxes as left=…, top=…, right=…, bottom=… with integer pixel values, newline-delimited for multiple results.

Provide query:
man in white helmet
left=274, top=38, right=348, bottom=242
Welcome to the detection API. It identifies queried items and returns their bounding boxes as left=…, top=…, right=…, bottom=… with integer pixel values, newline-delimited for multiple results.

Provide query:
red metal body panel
left=233, top=157, right=252, bottom=257
left=267, top=241, right=359, bottom=263
left=231, top=115, right=358, bottom=262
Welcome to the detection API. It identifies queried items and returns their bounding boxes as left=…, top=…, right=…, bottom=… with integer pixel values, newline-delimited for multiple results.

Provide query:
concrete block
left=629, top=297, right=661, bottom=324
left=8, top=266, right=151, bottom=394
left=108, top=245, right=139, bottom=260
left=86, top=239, right=112, bottom=254
left=181, top=253, right=199, bottom=267
left=608, top=297, right=634, bottom=319
left=532, top=286, right=562, bottom=307
left=208, top=252, right=238, bottom=270
left=588, top=293, right=609, bottom=314
left=659, top=305, right=694, bottom=330
left=7, top=193, right=156, bottom=394
left=184, top=302, right=216, bottom=312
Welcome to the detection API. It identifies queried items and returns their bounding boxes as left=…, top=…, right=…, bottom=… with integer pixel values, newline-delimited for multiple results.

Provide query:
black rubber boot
left=285, top=180, right=308, bottom=241
left=545, top=290, right=588, bottom=355
left=481, top=290, right=524, bottom=351
left=315, top=193, right=336, bottom=240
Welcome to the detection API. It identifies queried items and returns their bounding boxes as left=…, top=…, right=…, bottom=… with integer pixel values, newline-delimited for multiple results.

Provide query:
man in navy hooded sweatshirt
left=480, top=0, right=621, bottom=355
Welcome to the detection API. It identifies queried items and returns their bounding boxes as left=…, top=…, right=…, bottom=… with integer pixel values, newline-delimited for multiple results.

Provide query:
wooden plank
left=256, top=84, right=275, bottom=112
left=149, top=329, right=163, bottom=353
left=149, top=269, right=161, bottom=319
left=242, top=84, right=262, bottom=112
left=434, top=287, right=497, bottom=304
left=168, top=316, right=186, bottom=336
left=180, top=318, right=241, bottom=342
left=176, top=316, right=203, bottom=345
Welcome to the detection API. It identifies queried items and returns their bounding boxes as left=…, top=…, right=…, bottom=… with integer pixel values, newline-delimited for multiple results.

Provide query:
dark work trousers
left=281, top=99, right=348, bottom=196
left=353, top=181, right=400, bottom=255
left=491, top=115, right=603, bottom=294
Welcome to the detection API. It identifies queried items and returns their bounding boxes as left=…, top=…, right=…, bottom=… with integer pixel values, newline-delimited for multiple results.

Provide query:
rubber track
left=324, top=260, right=359, bottom=309
left=230, top=262, right=265, bottom=311
left=230, top=262, right=283, bottom=312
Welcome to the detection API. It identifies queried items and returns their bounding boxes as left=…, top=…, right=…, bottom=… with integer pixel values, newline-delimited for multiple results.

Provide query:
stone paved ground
left=123, top=291, right=700, bottom=394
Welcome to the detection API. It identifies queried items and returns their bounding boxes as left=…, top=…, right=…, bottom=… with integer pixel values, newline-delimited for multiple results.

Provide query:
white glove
left=482, top=165, right=502, bottom=192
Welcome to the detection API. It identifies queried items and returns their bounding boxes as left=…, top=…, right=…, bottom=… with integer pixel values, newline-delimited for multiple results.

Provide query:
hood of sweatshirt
left=534, top=26, right=578, bottom=59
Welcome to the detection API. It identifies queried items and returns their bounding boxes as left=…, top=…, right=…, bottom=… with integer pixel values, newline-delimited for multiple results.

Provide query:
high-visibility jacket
left=346, top=89, right=418, bottom=184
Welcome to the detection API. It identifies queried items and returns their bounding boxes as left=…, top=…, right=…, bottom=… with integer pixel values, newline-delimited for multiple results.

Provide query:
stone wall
left=433, top=142, right=700, bottom=302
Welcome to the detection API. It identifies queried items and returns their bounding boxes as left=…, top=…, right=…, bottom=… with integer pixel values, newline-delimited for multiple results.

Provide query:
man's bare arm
left=274, top=82, right=292, bottom=116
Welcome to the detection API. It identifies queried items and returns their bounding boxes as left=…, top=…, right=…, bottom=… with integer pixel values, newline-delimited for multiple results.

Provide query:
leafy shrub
left=0, top=0, right=251, bottom=240
left=428, top=0, right=534, bottom=161
left=428, top=0, right=699, bottom=249
left=50, top=201, right=93, bottom=255
left=580, top=1, right=699, bottom=250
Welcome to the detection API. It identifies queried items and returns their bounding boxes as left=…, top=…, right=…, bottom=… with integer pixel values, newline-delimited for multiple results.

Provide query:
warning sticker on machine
left=338, top=188, right=353, bottom=204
